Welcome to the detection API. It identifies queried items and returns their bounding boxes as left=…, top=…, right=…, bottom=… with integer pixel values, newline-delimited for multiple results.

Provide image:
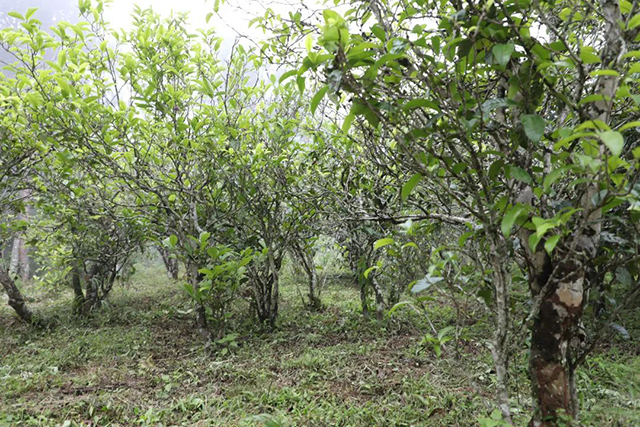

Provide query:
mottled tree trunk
left=81, top=263, right=101, bottom=314
left=9, top=235, right=29, bottom=281
left=0, top=264, right=35, bottom=323
left=158, top=246, right=179, bottom=280
left=529, top=255, right=585, bottom=426
left=9, top=237, right=21, bottom=277
left=9, top=190, right=31, bottom=281
left=292, top=243, right=322, bottom=310
left=488, top=234, right=513, bottom=424
left=251, top=251, right=282, bottom=328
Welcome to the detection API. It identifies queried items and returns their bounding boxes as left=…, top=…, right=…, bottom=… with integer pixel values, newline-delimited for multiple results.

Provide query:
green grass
left=1, top=262, right=638, bottom=426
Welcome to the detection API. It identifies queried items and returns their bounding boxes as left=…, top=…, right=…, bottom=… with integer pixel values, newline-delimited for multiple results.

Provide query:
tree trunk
left=265, top=249, right=281, bottom=328
left=251, top=252, right=282, bottom=328
left=9, top=237, right=21, bottom=277
left=0, top=264, right=35, bottom=323
left=488, top=234, right=513, bottom=424
left=9, top=190, right=31, bottom=282
left=371, top=277, right=386, bottom=320
left=292, top=243, right=322, bottom=310
left=529, top=255, right=584, bottom=425
left=158, top=246, right=179, bottom=280
left=81, top=263, right=101, bottom=314
left=71, top=267, right=85, bottom=314
left=352, top=253, right=370, bottom=318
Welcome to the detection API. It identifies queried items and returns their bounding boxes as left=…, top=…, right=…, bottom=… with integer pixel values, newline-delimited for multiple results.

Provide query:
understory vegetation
left=1, top=259, right=639, bottom=426
left=1, top=0, right=640, bottom=425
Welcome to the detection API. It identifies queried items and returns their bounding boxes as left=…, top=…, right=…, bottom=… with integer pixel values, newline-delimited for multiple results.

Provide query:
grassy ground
left=1, top=261, right=639, bottom=426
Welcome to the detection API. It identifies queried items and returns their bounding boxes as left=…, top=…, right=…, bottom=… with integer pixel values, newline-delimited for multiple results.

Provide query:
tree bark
left=0, top=264, right=35, bottom=323
left=488, top=234, right=513, bottom=424
left=81, top=263, right=101, bottom=314
left=71, top=266, right=85, bottom=314
left=158, top=246, right=179, bottom=280
left=292, top=243, right=322, bottom=310
left=528, top=254, right=585, bottom=425
left=525, top=2, right=625, bottom=424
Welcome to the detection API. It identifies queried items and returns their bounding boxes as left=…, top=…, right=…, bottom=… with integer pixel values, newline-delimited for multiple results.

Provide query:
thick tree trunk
left=529, top=256, right=584, bottom=425
left=0, top=264, right=35, bottom=323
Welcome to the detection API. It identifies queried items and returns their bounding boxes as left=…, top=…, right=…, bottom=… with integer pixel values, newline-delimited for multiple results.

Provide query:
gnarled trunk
left=0, top=265, right=35, bottom=323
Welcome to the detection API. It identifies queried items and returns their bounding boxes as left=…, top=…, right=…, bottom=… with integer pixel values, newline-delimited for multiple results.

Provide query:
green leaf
left=543, top=167, right=568, bottom=192
left=364, top=266, right=379, bottom=279
left=628, top=13, right=640, bottom=30
left=342, top=113, right=355, bottom=133
left=590, top=70, right=620, bottom=77
left=388, top=301, right=413, bottom=316
left=278, top=69, right=297, bottom=84
left=374, top=238, right=395, bottom=250
left=501, top=205, right=525, bottom=238
left=529, top=233, right=542, bottom=252
left=544, top=234, right=561, bottom=254
left=8, top=11, right=24, bottom=20
left=521, top=114, right=545, bottom=142
left=25, top=7, right=38, bottom=20
left=305, top=34, right=313, bottom=52
left=598, top=131, right=624, bottom=156
left=532, top=217, right=555, bottom=238
left=580, top=47, right=601, bottom=64
left=401, top=173, right=422, bottom=201
left=169, top=235, right=178, bottom=247
left=310, top=85, right=328, bottom=114
left=509, top=166, right=532, bottom=183
left=619, top=121, right=640, bottom=132
left=492, top=43, right=514, bottom=67
left=412, top=274, right=443, bottom=293
left=598, top=130, right=624, bottom=156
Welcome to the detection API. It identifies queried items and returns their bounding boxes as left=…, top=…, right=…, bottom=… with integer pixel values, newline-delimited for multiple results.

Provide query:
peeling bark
left=529, top=256, right=584, bottom=425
